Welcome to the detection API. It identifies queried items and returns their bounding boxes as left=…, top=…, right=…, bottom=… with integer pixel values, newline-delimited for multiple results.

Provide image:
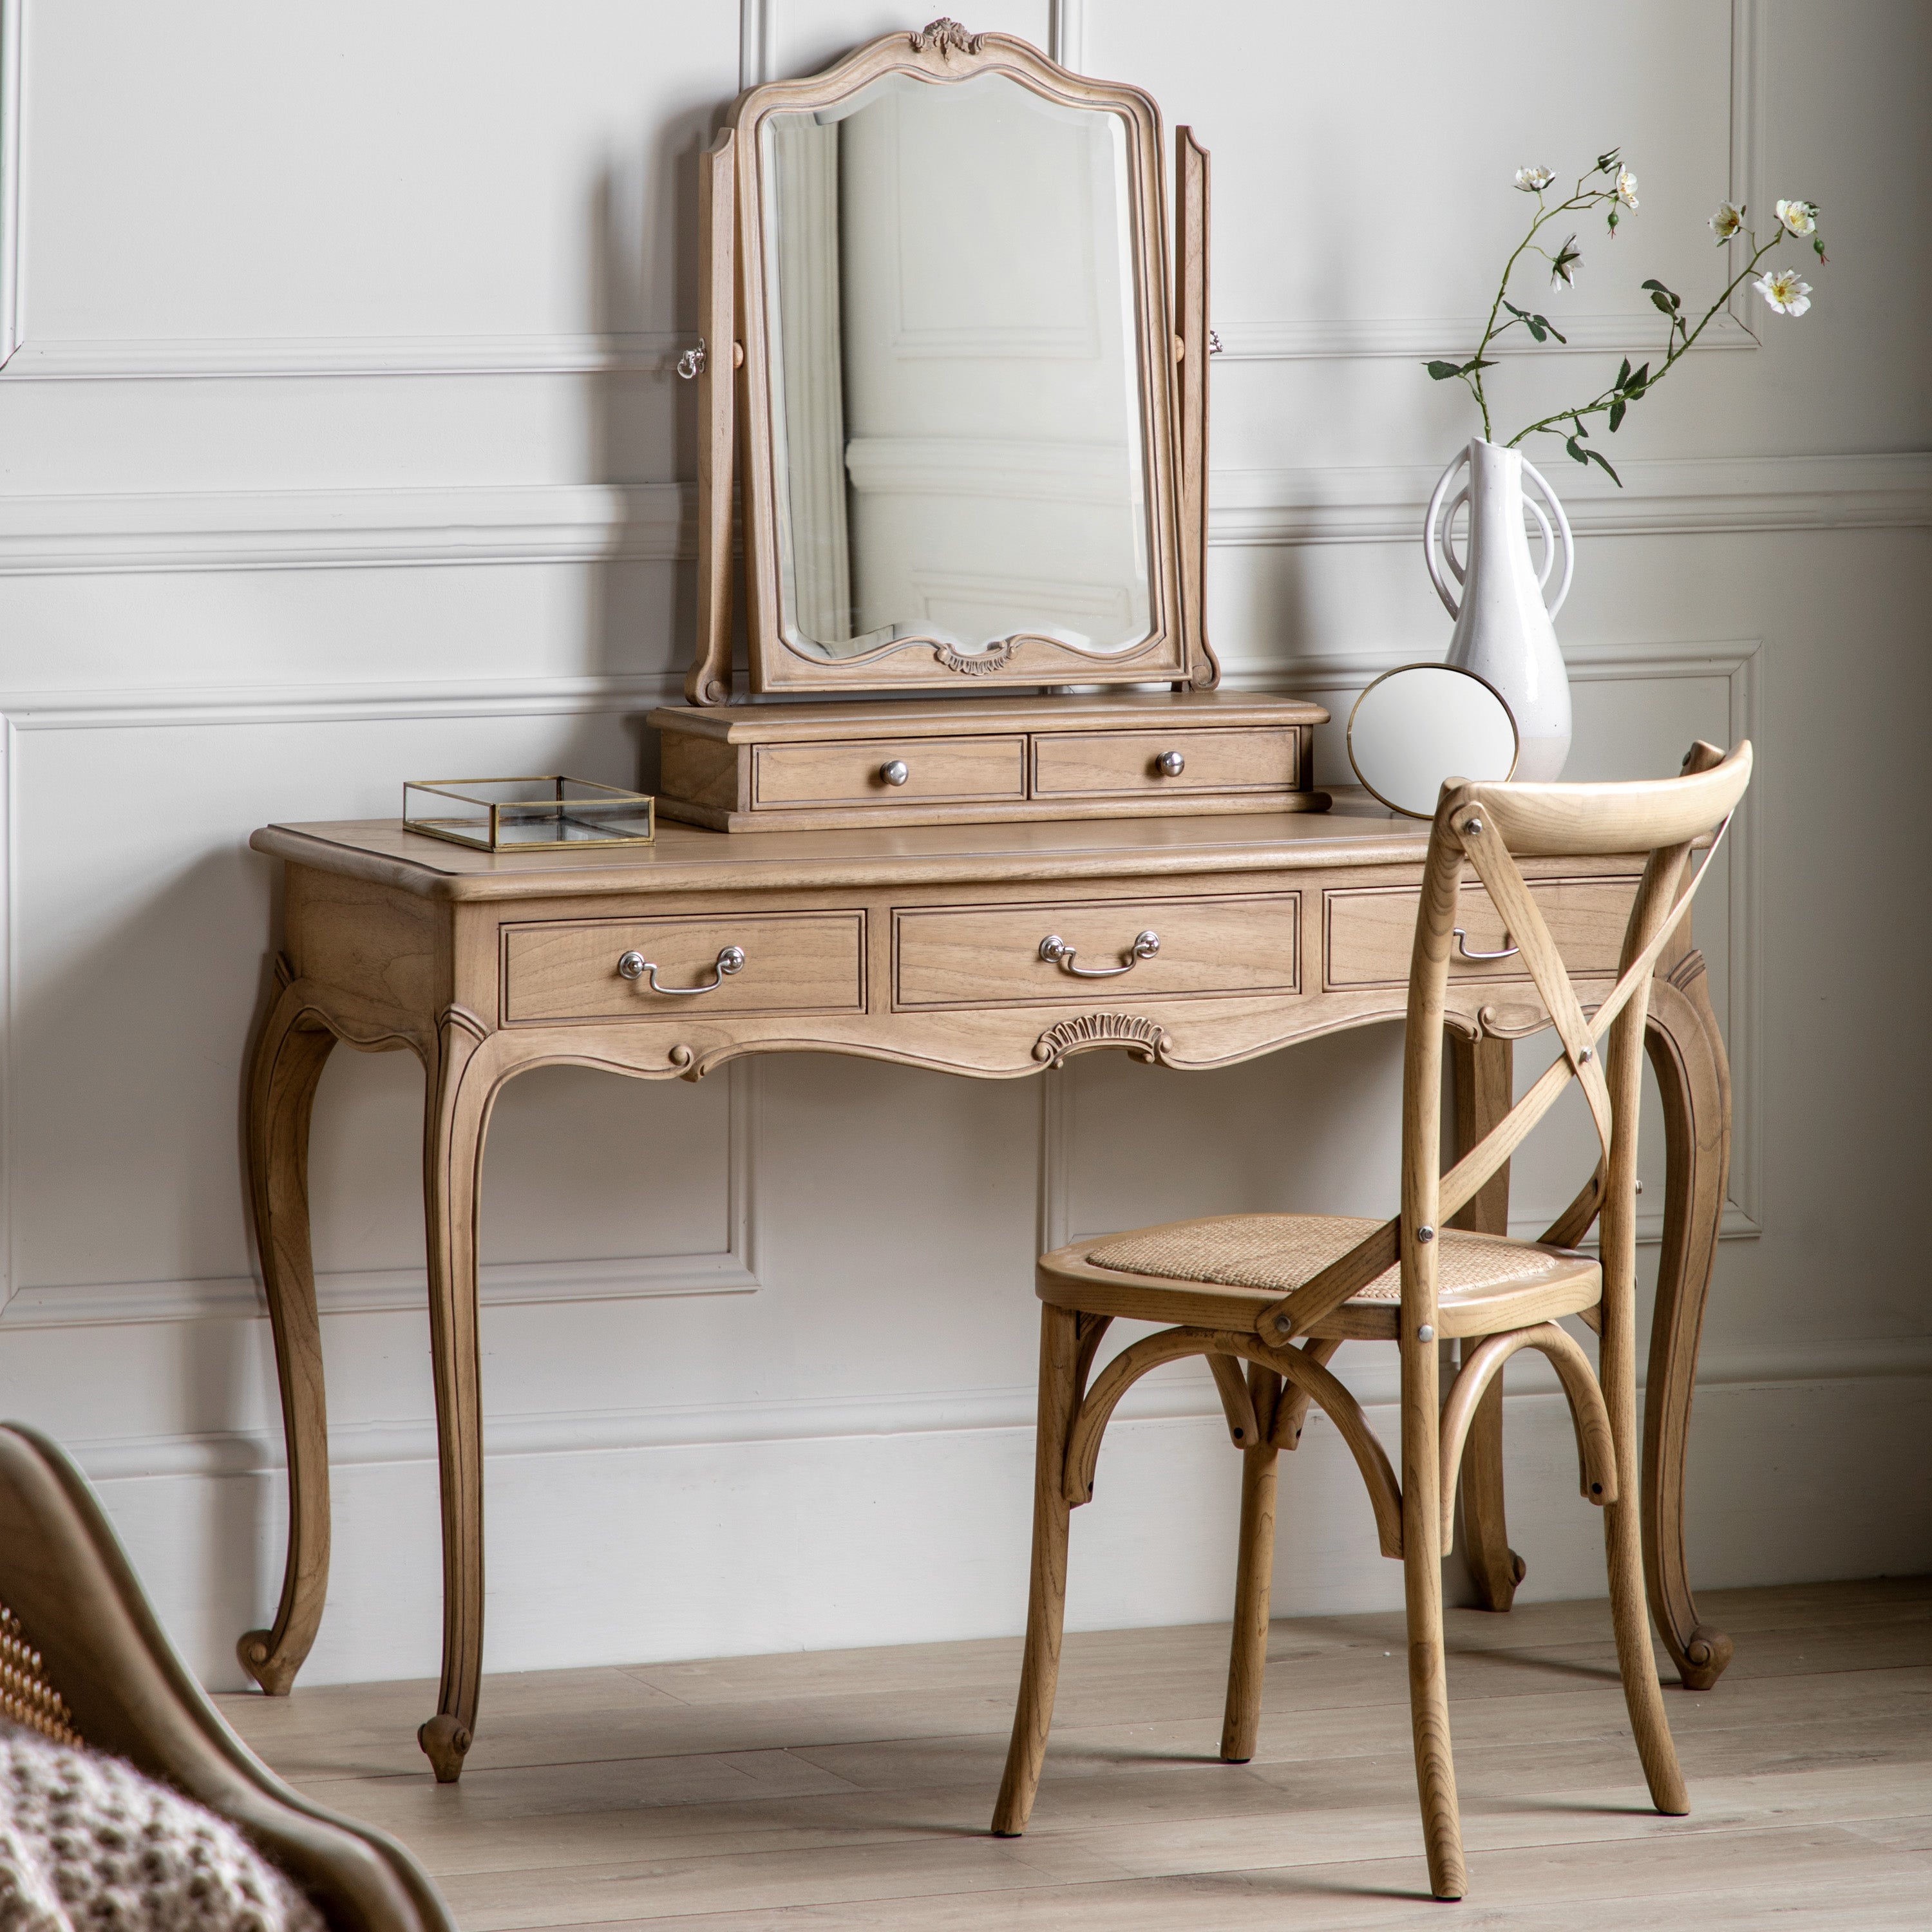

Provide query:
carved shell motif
left=933, top=639, right=1018, bottom=675
left=1033, top=1013, right=1173, bottom=1067
left=911, top=18, right=985, bottom=55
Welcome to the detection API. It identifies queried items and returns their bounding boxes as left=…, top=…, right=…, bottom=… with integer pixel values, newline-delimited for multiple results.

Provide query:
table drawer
left=753, top=735, right=1026, bottom=809
left=1323, top=876, right=1638, bottom=990
left=504, top=912, right=865, bottom=1021
left=1031, top=727, right=1299, bottom=798
left=894, top=893, right=1299, bottom=1009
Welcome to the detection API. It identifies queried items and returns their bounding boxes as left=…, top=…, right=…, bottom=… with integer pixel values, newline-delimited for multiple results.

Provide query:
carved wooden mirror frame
left=683, top=20, right=1217, bottom=705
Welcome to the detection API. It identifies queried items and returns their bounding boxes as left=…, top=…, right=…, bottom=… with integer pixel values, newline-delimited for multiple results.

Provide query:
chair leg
left=1600, top=1296, right=1690, bottom=1814
left=992, top=1303, right=1083, bottom=1837
left=1404, top=1345, right=1466, bottom=1900
left=1220, top=1368, right=1282, bottom=1763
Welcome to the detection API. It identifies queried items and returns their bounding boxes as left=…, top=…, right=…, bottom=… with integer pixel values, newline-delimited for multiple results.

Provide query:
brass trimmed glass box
left=402, top=777, right=656, bottom=851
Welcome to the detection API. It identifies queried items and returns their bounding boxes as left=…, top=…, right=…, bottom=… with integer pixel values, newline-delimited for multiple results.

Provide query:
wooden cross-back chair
left=989, top=739, right=1752, bottom=1900
left=0, top=1422, right=455, bottom=1932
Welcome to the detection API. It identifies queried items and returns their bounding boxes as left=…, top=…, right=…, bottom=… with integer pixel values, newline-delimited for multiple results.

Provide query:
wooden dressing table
left=241, top=798, right=1738, bottom=1781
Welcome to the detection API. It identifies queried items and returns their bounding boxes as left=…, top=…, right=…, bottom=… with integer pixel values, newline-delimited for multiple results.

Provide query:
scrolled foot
left=417, top=1712, right=473, bottom=1783
left=236, top=1629, right=299, bottom=1697
left=1675, top=1622, right=1734, bottom=1692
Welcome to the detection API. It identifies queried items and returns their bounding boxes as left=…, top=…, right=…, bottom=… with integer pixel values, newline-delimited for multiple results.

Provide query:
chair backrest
left=0, top=1423, right=457, bottom=1932
left=1257, top=739, right=1751, bottom=1341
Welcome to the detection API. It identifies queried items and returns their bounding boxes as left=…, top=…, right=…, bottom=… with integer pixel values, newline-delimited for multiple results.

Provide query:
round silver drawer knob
left=1157, top=750, right=1186, bottom=777
left=880, top=760, right=911, bottom=787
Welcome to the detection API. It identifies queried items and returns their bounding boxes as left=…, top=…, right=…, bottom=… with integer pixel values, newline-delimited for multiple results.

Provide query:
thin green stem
left=1502, top=230, right=1783, bottom=451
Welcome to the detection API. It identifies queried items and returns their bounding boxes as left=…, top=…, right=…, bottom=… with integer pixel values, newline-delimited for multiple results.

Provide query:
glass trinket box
left=402, top=777, right=656, bottom=851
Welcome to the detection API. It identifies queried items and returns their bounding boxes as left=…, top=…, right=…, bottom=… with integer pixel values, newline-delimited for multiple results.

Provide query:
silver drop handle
left=618, top=945, right=745, bottom=994
left=1452, top=928, right=1519, bottom=963
left=1038, top=931, right=1160, bottom=979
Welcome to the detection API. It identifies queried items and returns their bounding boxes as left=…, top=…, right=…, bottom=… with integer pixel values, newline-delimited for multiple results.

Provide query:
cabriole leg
left=1642, top=949, right=1736, bottom=1690
left=238, top=972, right=339, bottom=1696
left=416, top=1011, right=495, bottom=1783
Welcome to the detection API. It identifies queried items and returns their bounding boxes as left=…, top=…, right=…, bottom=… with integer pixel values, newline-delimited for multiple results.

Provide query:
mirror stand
left=652, top=23, right=1330, bottom=832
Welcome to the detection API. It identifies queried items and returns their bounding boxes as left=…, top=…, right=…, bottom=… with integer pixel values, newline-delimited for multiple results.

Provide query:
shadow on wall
left=583, top=86, right=719, bottom=791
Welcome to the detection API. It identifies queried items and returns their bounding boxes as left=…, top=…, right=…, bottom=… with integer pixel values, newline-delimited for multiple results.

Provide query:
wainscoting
left=0, top=0, right=1925, bottom=1688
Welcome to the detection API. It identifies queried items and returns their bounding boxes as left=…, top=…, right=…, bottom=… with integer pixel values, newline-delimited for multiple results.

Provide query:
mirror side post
left=1175, top=127, right=1220, bottom=690
left=686, top=128, right=739, bottom=706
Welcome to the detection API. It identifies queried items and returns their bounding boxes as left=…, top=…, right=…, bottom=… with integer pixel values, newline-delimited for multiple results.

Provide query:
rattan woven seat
left=1050, top=1213, right=1600, bottom=1340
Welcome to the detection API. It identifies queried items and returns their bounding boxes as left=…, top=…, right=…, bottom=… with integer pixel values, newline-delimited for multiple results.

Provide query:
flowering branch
left=1425, top=155, right=1828, bottom=484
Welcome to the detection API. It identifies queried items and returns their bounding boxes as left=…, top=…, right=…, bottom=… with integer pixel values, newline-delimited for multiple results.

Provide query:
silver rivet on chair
left=1464, top=817, right=1483, bottom=835
left=1418, top=1325, right=1435, bottom=1342
left=1274, top=1315, right=1292, bottom=1334
left=1578, top=1046, right=1593, bottom=1063
left=1416, top=1225, right=1435, bottom=1243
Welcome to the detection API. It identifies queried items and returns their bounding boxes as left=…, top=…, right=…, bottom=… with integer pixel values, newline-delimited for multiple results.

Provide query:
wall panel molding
left=0, top=482, right=690, bottom=575
left=63, top=1329, right=1932, bottom=1486
left=1209, top=454, right=1932, bottom=548
left=0, top=0, right=20, bottom=368
left=0, top=457, right=1920, bottom=579
left=1218, top=636, right=1763, bottom=1237
left=1, top=332, right=684, bottom=382
left=1212, top=313, right=1756, bottom=363
left=0, top=1063, right=760, bottom=1330
left=0, top=681, right=744, bottom=1323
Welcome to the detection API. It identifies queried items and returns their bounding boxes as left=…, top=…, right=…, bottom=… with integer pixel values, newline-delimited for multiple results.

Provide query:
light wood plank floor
left=217, top=1577, right=1932, bottom=1929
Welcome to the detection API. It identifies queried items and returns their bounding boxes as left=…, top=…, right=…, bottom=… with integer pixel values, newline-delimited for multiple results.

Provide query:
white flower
left=1615, top=166, right=1640, bottom=208
left=1776, top=197, right=1818, bottom=236
left=1755, top=266, right=1812, bottom=316
left=1708, top=201, right=1745, bottom=242
left=1515, top=166, right=1555, bottom=193
left=1549, top=234, right=1582, bottom=291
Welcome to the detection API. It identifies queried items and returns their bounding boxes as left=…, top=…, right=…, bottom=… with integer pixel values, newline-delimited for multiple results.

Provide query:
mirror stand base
left=649, top=691, right=1332, bottom=835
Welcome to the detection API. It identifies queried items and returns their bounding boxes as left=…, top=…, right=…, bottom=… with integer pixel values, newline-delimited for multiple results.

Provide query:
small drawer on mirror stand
left=752, top=735, right=1027, bottom=810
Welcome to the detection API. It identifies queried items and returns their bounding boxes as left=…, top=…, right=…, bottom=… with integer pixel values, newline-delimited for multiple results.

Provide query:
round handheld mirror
left=1346, top=664, right=1520, bottom=819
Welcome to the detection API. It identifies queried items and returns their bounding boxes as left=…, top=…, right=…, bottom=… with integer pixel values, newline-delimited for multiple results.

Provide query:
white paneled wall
left=0, top=1, right=1926, bottom=1689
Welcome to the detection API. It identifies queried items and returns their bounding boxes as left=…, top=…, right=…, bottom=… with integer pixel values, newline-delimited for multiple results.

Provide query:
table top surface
left=253, top=795, right=1444, bottom=902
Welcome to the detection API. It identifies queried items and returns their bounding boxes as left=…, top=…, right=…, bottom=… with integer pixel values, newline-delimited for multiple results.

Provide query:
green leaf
left=1538, top=314, right=1567, bottom=345
left=1651, top=289, right=1675, bottom=314
left=1570, top=415, right=1589, bottom=438
left=1616, top=357, right=1632, bottom=388
left=1586, top=447, right=1623, bottom=486
left=1627, top=361, right=1650, bottom=390
left=1609, top=398, right=1626, bottom=432
left=1566, top=435, right=1589, bottom=466
left=1641, top=279, right=1671, bottom=292
left=1459, top=357, right=1499, bottom=374
left=1526, top=319, right=1548, bottom=342
left=1425, top=360, right=1462, bottom=380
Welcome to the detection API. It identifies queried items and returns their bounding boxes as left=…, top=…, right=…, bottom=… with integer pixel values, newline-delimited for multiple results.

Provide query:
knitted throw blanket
left=0, top=1725, right=323, bottom=1932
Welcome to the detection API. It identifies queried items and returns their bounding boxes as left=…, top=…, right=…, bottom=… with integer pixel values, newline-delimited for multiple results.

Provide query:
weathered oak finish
left=990, top=745, right=1750, bottom=1898
left=725, top=30, right=1196, bottom=697
left=651, top=692, right=1329, bottom=833
left=240, top=793, right=1742, bottom=1781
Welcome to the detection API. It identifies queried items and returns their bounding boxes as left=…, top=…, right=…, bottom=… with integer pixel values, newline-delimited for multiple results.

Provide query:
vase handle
left=1424, top=448, right=1472, bottom=618
left=1520, top=455, right=1575, bottom=619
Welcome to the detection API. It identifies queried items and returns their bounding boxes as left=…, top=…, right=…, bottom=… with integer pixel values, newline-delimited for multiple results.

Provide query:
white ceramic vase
left=1424, top=437, right=1576, bottom=781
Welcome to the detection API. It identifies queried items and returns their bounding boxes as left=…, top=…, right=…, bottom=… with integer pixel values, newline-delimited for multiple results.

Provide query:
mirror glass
left=1347, top=665, right=1519, bottom=818
left=761, top=72, right=1152, bottom=662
